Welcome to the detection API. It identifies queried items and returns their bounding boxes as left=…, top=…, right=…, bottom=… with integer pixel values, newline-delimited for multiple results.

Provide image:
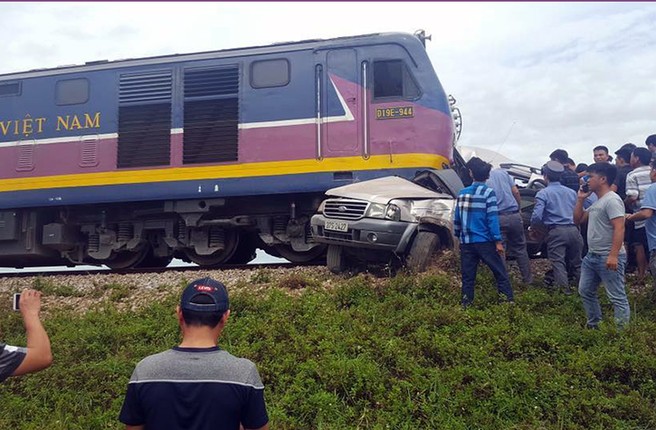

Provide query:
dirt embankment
left=0, top=265, right=335, bottom=315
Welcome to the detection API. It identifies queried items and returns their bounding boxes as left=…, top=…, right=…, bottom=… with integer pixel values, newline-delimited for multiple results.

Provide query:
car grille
left=323, top=199, right=368, bottom=220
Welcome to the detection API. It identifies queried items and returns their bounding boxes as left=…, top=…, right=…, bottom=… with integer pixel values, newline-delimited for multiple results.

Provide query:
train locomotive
left=0, top=32, right=455, bottom=269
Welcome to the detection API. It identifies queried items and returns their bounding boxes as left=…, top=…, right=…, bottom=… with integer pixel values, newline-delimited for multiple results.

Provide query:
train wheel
left=225, top=233, right=258, bottom=264
left=273, top=244, right=326, bottom=263
left=184, top=231, right=240, bottom=267
left=104, top=244, right=149, bottom=270
left=135, top=248, right=173, bottom=269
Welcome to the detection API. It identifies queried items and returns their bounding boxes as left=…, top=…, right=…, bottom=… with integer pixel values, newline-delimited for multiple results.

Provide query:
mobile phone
left=581, top=175, right=590, bottom=193
left=12, top=293, right=20, bottom=311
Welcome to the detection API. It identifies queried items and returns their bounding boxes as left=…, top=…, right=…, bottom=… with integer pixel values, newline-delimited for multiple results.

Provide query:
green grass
left=32, top=277, right=85, bottom=298
left=1, top=269, right=656, bottom=429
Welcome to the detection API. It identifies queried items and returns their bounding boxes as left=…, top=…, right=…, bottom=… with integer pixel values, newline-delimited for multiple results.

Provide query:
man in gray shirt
left=486, top=168, right=532, bottom=284
left=574, top=162, right=629, bottom=328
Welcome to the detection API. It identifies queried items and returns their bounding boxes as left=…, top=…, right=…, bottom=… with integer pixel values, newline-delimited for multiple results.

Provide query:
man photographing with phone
left=1, top=289, right=53, bottom=382
left=574, top=162, right=630, bottom=329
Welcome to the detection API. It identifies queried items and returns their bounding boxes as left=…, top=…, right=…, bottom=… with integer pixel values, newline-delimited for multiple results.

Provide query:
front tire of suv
left=327, top=245, right=346, bottom=274
left=406, top=231, right=440, bottom=272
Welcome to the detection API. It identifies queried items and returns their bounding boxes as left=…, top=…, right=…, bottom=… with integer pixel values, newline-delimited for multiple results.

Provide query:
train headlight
left=366, top=203, right=386, bottom=218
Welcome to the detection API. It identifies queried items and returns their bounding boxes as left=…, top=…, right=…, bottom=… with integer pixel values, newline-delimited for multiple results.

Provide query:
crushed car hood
left=325, top=176, right=452, bottom=204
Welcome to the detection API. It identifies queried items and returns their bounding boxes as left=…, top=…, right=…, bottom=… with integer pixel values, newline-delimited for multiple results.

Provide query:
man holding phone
left=1, top=289, right=53, bottom=382
left=574, top=162, right=630, bottom=329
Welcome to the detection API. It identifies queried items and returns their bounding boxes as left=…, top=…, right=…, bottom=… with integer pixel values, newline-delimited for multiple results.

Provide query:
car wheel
left=326, top=245, right=346, bottom=274
left=406, top=231, right=440, bottom=272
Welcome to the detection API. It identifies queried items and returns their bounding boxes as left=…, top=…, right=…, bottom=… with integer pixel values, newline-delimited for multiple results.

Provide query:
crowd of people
left=454, top=134, right=656, bottom=330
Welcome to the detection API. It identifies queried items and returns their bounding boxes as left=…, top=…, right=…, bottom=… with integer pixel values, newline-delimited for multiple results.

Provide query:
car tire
left=406, top=231, right=440, bottom=272
left=327, top=245, right=346, bottom=274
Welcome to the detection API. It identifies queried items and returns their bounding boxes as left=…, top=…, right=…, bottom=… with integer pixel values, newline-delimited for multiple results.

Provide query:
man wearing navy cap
left=119, top=278, right=269, bottom=430
left=530, top=161, right=583, bottom=293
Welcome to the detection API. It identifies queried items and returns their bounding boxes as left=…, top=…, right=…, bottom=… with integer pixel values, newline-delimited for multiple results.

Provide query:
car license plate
left=325, top=220, right=348, bottom=232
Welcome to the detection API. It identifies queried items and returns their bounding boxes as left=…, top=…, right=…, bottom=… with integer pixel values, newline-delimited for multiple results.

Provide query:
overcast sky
left=1, top=2, right=654, bottom=168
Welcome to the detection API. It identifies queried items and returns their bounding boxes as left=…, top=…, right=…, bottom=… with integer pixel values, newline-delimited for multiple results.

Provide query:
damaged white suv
left=311, top=169, right=464, bottom=273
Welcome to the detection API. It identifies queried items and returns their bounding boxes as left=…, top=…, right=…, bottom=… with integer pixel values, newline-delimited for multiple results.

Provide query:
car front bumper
left=311, top=214, right=418, bottom=254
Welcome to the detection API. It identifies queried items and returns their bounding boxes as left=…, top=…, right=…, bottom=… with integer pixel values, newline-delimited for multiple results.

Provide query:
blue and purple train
left=0, top=32, right=455, bottom=268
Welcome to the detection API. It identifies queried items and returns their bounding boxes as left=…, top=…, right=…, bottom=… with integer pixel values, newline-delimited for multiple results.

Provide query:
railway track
left=0, top=261, right=314, bottom=279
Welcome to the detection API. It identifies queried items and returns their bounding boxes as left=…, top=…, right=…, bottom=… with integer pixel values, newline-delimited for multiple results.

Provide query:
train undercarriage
left=0, top=193, right=326, bottom=269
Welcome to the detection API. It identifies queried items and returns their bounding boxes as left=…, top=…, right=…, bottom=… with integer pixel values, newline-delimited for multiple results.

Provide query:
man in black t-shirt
left=612, top=143, right=636, bottom=202
left=612, top=143, right=637, bottom=272
left=119, top=278, right=269, bottom=430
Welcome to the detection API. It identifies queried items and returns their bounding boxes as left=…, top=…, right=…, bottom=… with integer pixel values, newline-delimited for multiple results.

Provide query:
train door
left=322, top=49, right=361, bottom=154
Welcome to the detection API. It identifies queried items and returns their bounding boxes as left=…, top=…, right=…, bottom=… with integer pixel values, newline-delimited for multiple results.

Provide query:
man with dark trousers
left=486, top=167, right=533, bottom=284
left=530, top=161, right=583, bottom=294
left=454, top=157, right=514, bottom=307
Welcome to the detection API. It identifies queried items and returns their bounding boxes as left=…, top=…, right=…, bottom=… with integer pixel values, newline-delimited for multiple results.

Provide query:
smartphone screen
left=12, top=293, right=20, bottom=311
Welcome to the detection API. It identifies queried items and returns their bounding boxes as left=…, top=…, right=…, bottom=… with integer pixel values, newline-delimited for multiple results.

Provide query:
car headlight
left=318, top=200, right=326, bottom=213
left=410, top=200, right=453, bottom=222
left=366, top=203, right=386, bottom=218
left=385, top=204, right=401, bottom=221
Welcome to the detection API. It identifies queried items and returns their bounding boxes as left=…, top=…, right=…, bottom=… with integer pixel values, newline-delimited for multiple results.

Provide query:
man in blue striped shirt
left=454, top=157, right=514, bottom=307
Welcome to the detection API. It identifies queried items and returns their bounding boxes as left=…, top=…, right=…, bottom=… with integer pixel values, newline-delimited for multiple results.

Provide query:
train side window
left=56, top=78, right=89, bottom=105
left=250, top=59, right=290, bottom=89
left=0, top=81, right=21, bottom=97
left=373, top=60, right=420, bottom=100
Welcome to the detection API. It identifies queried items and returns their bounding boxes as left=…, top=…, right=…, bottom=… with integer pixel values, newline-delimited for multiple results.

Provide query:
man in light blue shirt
left=487, top=168, right=532, bottom=284
left=626, top=159, right=656, bottom=290
left=531, top=161, right=583, bottom=293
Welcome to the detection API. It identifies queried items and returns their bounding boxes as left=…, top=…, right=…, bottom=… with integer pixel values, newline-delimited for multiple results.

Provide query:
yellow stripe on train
left=0, top=153, right=450, bottom=192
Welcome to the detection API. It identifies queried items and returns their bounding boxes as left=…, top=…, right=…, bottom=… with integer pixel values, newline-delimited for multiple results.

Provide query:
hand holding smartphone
left=580, top=175, right=590, bottom=193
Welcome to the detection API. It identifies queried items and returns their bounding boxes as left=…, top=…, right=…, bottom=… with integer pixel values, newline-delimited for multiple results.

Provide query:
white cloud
left=435, top=3, right=656, bottom=166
